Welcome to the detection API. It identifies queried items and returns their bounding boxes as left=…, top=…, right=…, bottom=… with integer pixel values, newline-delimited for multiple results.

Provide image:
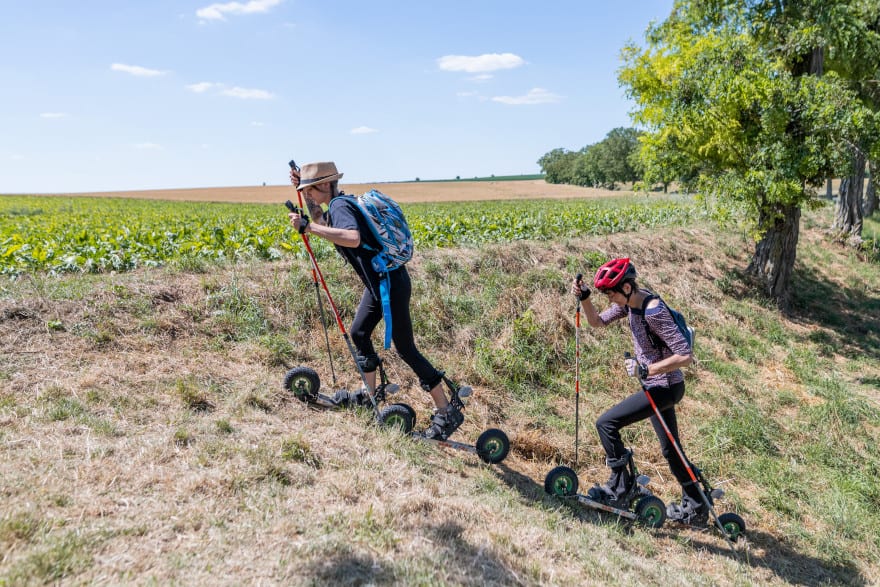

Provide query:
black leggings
left=350, top=267, right=442, bottom=390
left=595, top=381, right=700, bottom=497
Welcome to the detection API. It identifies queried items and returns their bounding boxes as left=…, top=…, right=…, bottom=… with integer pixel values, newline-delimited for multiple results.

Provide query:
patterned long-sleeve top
left=598, top=294, right=692, bottom=388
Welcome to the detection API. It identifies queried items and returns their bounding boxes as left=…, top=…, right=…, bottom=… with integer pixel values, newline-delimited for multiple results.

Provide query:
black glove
left=577, top=285, right=591, bottom=301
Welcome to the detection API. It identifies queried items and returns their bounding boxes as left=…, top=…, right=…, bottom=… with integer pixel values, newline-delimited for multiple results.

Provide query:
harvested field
left=40, top=180, right=636, bottom=204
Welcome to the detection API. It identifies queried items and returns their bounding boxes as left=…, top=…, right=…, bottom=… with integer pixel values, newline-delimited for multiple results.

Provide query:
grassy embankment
left=0, top=193, right=878, bottom=585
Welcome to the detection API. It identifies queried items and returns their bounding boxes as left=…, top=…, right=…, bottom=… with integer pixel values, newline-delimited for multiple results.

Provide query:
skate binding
left=544, top=449, right=667, bottom=528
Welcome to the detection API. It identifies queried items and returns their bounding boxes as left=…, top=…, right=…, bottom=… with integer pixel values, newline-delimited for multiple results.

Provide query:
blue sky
left=0, top=0, right=674, bottom=193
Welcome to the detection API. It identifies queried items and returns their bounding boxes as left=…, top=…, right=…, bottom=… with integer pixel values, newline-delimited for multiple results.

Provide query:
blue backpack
left=641, top=293, right=694, bottom=351
left=338, top=190, right=414, bottom=349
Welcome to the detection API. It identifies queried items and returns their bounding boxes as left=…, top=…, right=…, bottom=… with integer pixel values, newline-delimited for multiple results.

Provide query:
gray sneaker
left=667, top=496, right=708, bottom=526
left=423, top=404, right=464, bottom=440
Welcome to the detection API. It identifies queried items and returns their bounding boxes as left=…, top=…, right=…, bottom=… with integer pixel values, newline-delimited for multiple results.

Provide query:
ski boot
left=421, top=372, right=471, bottom=440
left=328, top=388, right=369, bottom=408
left=586, top=449, right=652, bottom=508
left=666, top=494, right=708, bottom=527
left=423, top=403, right=464, bottom=440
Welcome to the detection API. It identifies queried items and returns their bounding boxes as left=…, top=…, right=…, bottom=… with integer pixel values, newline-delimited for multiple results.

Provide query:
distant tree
left=456, top=175, right=461, bottom=180
left=415, top=177, right=420, bottom=182
left=538, top=127, right=645, bottom=189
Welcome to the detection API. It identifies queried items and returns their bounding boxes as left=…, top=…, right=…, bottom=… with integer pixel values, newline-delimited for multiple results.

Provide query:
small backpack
left=337, top=190, right=414, bottom=349
left=337, top=189, right=413, bottom=272
left=641, top=293, right=694, bottom=351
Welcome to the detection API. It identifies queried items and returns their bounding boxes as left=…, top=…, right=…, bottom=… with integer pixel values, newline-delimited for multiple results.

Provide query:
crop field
left=32, top=179, right=630, bottom=204
left=0, top=191, right=701, bottom=276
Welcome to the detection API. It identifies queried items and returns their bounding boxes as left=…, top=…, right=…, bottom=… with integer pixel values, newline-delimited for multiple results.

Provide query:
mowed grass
left=0, top=196, right=878, bottom=585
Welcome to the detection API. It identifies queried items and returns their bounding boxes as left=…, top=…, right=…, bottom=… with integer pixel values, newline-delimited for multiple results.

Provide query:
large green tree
left=619, top=0, right=877, bottom=307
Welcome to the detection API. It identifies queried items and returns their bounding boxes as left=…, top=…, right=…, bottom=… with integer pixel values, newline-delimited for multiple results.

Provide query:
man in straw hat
left=288, top=162, right=464, bottom=440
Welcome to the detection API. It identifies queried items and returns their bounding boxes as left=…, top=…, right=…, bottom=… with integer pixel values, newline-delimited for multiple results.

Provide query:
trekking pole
left=625, top=352, right=740, bottom=554
left=574, top=273, right=582, bottom=469
left=289, top=160, right=336, bottom=387
left=285, top=195, right=380, bottom=411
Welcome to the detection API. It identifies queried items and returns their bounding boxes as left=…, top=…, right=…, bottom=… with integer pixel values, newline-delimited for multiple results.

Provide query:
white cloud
left=251, top=121, right=265, bottom=126
left=187, top=82, right=218, bottom=93
left=220, top=86, right=275, bottom=99
left=469, top=74, right=494, bottom=82
left=197, top=0, right=283, bottom=21
left=111, top=63, right=167, bottom=77
left=491, top=88, right=562, bottom=105
left=437, top=53, right=525, bottom=74
left=40, top=112, right=68, bottom=119
left=133, top=142, right=162, bottom=150
left=351, top=126, right=378, bottom=135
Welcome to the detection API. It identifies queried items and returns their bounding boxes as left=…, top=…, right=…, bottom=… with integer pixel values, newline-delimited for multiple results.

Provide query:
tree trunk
left=825, top=178, right=833, bottom=199
left=833, top=148, right=865, bottom=242
left=747, top=203, right=800, bottom=309
left=865, top=160, right=876, bottom=217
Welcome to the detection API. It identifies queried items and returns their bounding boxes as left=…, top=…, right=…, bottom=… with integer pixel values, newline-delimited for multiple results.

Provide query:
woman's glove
left=625, top=357, right=649, bottom=379
left=571, top=279, right=591, bottom=301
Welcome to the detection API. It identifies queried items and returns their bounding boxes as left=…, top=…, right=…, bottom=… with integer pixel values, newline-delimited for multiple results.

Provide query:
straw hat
left=296, top=161, right=344, bottom=191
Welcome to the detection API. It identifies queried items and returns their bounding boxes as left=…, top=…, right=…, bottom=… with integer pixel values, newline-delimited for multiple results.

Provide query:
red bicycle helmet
left=594, top=257, right=637, bottom=290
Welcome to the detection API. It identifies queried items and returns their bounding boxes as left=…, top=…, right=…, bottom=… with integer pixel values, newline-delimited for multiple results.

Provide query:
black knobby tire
left=378, top=403, right=415, bottom=433
left=717, top=512, right=746, bottom=541
left=283, top=366, right=320, bottom=403
left=544, top=465, right=579, bottom=497
left=635, top=496, right=667, bottom=528
left=475, top=428, right=510, bottom=464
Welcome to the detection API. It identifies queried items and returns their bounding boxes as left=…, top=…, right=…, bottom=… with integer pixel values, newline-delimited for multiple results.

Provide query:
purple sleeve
left=644, top=303, right=691, bottom=356
left=599, top=304, right=628, bottom=325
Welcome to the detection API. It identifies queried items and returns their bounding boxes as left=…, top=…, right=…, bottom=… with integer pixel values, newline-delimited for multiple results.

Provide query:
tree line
left=539, top=0, right=879, bottom=308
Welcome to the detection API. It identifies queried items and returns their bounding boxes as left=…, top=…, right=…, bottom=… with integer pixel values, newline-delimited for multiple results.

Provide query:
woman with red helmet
left=571, top=257, right=705, bottom=525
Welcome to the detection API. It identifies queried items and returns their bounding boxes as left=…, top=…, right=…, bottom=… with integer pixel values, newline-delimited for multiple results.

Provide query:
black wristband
left=578, top=287, right=591, bottom=301
left=638, top=363, right=649, bottom=379
left=298, top=215, right=310, bottom=235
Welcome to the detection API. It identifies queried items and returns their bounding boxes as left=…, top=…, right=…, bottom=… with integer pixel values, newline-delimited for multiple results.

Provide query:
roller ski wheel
left=283, top=366, right=320, bottom=403
left=635, top=496, right=667, bottom=528
left=378, top=403, right=416, bottom=434
left=544, top=465, right=579, bottom=497
left=717, top=512, right=746, bottom=541
left=475, top=428, right=510, bottom=464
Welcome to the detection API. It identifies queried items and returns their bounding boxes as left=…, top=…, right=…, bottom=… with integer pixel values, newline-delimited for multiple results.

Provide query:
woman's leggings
left=595, top=381, right=700, bottom=497
left=350, top=267, right=442, bottom=390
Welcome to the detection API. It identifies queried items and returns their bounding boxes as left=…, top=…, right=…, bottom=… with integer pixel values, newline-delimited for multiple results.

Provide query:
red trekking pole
left=574, top=273, right=583, bottom=468
left=289, top=160, right=337, bottom=386
left=286, top=163, right=378, bottom=409
left=625, top=352, right=744, bottom=550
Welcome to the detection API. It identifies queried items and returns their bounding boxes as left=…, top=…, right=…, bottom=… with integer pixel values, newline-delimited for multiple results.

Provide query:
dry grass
left=1, top=197, right=878, bottom=585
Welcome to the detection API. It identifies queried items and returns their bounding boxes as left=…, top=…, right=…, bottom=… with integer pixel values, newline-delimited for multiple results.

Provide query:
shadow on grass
left=719, top=261, right=880, bottom=360
left=297, top=521, right=525, bottom=586
left=788, top=264, right=880, bottom=360
left=493, top=463, right=868, bottom=587
left=659, top=528, right=868, bottom=587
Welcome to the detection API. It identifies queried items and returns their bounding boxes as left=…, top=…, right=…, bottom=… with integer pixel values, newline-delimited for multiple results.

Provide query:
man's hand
left=625, top=358, right=649, bottom=379
left=290, top=167, right=301, bottom=187
left=288, top=210, right=310, bottom=234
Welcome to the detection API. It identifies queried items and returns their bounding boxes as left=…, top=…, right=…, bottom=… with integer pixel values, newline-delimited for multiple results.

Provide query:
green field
left=0, top=194, right=700, bottom=276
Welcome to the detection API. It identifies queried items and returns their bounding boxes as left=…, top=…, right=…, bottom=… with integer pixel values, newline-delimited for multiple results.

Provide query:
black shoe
left=667, top=496, right=708, bottom=526
left=423, top=404, right=464, bottom=440
left=330, top=388, right=369, bottom=408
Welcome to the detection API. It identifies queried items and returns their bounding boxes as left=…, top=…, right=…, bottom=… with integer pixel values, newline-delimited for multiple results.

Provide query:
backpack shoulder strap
left=640, top=292, right=665, bottom=349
